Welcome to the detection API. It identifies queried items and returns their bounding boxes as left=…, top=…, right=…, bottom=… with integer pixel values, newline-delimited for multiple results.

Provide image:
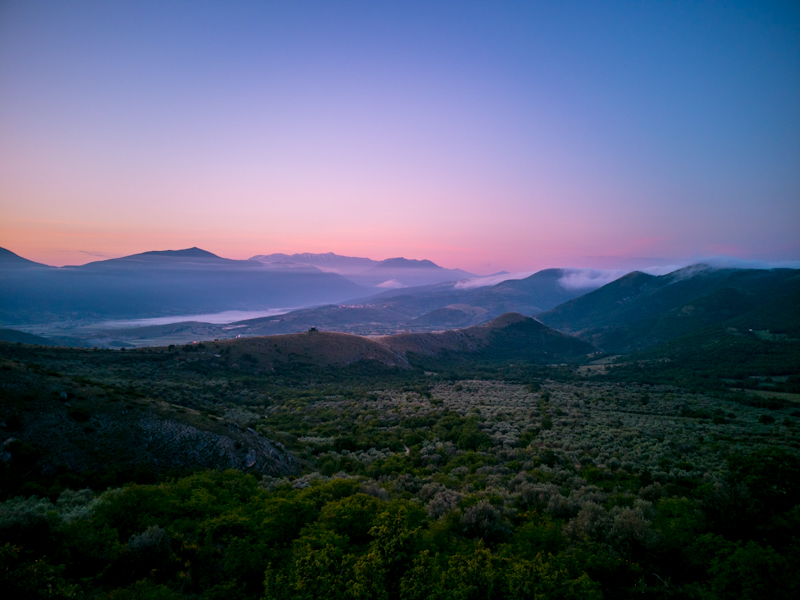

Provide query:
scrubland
left=3, top=343, right=800, bottom=599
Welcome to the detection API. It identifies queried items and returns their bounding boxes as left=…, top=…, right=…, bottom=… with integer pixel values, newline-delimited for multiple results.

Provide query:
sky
left=0, top=1, right=798, bottom=273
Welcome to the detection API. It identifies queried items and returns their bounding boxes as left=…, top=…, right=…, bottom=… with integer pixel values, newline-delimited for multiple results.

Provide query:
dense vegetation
left=2, top=330, right=800, bottom=598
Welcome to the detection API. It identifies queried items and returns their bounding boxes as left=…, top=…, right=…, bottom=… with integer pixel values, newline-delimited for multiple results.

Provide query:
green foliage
left=708, top=540, right=792, bottom=600
left=727, top=448, right=800, bottom=514
left=3, top=337, right=800, bottom=598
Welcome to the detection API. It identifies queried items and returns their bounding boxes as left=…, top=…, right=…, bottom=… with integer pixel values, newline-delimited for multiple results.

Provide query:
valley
left=2, top=260, right=799, bottom=599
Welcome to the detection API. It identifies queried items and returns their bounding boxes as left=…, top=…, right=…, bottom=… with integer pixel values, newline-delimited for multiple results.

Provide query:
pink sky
left=1, top=2, right=798, bottom=273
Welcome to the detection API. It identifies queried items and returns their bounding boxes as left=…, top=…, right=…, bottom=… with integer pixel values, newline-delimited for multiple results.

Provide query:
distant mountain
left=74, top=247, right=239, bottom=270
left=374, top=257, right=438, bottom=269
left=138, top=247, right=220, bottom=259
left=0, top=247, right=49, bottom=269
left=358, top=257, right=475, bottom=288
left=202, top=268, right=607, bottom=338
left=250, top=252, right=377, bottom=274
left=538, top=265, right=800, bottom=352
left=250, top=252, right=476, bottom=288
left=0, top=246, right=368, bottom=324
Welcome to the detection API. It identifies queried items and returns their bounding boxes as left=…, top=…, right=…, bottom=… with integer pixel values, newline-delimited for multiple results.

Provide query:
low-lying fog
left=94, top=309, right=293, bottom=328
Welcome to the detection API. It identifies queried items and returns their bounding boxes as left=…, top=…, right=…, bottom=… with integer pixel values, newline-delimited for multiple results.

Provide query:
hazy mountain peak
left=0, top=246, right=49, bottom=268
left=376, top=257, right=440, bottom=269
left=251, top=252, right=375, bottom=266
left=137, top=247, right=221, bottom=259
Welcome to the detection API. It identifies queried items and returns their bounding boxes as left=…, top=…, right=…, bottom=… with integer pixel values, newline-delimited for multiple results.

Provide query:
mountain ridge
left=538, top=266, right=800, bottom=352
left=0, top=246, right=368, bottom=323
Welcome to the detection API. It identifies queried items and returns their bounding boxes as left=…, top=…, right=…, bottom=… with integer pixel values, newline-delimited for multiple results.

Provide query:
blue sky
left=1, top=1, right=798, bottom=271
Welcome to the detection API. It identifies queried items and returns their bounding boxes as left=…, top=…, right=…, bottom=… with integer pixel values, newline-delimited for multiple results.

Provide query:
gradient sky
left=1, top=1, right=798, bottom=273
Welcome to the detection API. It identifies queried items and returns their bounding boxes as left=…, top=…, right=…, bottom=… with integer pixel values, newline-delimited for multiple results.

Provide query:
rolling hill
left=382, top=312, right=596, bottom=364
left=0, top=328, right=60, bottom=346
left=193, top=312, right=595, bottom=371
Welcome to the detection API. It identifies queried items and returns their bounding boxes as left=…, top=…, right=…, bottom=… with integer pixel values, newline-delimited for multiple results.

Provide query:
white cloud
left=639, top=256, right=800, bottom=276
left=454, top=272, right=534, bottom=290
left=375, top=279, right=407, bottom=289
left=456, top=256, right=799, bottom=293
left=557, top=269, right=627, bottom=290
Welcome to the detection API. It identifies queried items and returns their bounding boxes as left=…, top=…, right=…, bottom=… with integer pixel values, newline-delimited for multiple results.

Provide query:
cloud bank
left=454, top=272, right=534, bottom=290
left=375, top=279, right=407, bottom=289
left=557, top=269, right=627, bottom=290
left=456, top=256, right=799, bottom=294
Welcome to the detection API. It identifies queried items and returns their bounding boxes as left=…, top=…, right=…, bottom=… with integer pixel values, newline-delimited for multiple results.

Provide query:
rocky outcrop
left=136, top=417, right=297, bottom=474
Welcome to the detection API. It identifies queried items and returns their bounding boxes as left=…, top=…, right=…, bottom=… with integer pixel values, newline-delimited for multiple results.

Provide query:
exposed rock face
left=0, top=369, right=300, bottom=480
left=136, top=417, right=297, bottom=475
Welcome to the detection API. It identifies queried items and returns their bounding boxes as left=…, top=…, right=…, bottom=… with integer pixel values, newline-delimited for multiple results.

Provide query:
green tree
left=709, top=540, right=792, bottom=600
left=504, top=552, right=601, bottom=600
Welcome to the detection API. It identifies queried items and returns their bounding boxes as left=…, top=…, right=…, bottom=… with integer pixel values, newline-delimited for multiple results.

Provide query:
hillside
left=215, top=329, right=411, bottom=370
left=539, top=266, right=800, bottom=352
left=0, top=342, right=299, bottom=497
left=0, top=328, right=60, bottom=346
left=614, top=289, right=800, bottom=383
left=3, top=308, right=799, bottom=600
left=383, top=312, right=595, bottom=364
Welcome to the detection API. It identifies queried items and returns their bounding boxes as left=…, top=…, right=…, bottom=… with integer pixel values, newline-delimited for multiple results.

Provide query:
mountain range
left=0, top=247, right=367, bottom=324
left=0, top=246, right=602, bottom=333
left=216, top=267, right=603, bottom=337
left=251, top=252, right=476, bottom=288
left=2, top=246, right=798, bottom=363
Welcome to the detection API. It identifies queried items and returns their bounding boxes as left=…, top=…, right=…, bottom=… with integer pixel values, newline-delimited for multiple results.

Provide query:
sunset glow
left=1, top=1, right=798, bottom=272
